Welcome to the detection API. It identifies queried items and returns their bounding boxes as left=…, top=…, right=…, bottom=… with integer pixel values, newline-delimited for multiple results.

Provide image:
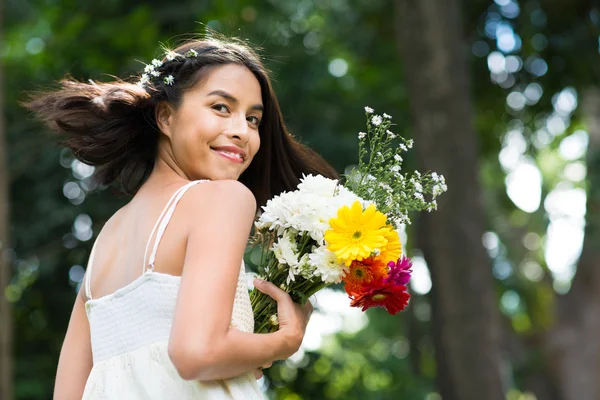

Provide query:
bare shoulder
left=178, top=180, right=256, bottom=228
left=181, top=180, right=256, bottom=212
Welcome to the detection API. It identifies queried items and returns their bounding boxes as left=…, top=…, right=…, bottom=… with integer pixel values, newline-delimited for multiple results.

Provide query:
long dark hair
left=24, top=36, right=338, bottom=206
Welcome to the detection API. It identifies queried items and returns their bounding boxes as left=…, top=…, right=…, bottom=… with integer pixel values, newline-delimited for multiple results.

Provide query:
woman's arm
left=53, top=290, right=93, bottom=399
left=168, top=180, right=311, bottom=381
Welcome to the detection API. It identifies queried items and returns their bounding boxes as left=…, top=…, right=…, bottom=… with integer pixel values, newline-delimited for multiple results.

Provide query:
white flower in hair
left=165, top=51, right=178, bottom=61
left=164, top=75, right=175, bottom=86
left=185, top=49, right=198, bottom=58
left=150, top=70, right=160, bottom=77
left=144, top=64, right=155, bottom=73
left=137, top=74, right=150, bottom=87
left=151, top=59, right=162, bottom=67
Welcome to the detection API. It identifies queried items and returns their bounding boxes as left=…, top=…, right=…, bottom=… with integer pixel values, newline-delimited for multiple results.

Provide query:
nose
left=227, top=113, right=251, bottom=142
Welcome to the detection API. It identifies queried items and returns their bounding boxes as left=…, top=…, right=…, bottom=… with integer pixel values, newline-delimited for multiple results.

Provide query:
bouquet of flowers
left=250, top=107, right=447, bottom=333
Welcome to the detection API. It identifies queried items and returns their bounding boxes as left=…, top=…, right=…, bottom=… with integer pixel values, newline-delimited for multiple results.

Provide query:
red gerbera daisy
left=350, top=279, right=410, bottom=315
left=342, top=257, right=388, bottom=297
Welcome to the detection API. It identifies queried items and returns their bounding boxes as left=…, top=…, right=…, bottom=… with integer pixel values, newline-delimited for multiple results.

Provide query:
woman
left=26, top=36, right=338, bottom=399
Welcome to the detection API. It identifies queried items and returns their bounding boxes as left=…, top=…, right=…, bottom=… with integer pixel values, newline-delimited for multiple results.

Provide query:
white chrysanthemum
left=358, top=131, right=367, bottom=139
left=383, top=113, right=392, bottom=119
left=394, top=154, right=403, bottom=162
left=308, top=246, right=348, bottom=284
left=297, top=174, right=339, bottom=197
left=365, top=106, right=374, bottom=113
left=271, top=233, right=299, bottom=268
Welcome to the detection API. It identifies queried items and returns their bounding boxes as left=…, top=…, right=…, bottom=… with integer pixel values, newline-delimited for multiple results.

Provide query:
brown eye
left=212, top=104, right=229, bottom=113
left=247, top=116, right=261, bottom=126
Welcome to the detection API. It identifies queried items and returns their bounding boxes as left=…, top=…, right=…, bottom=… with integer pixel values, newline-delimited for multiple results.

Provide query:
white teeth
left=216, top=150, right=242, bottom=159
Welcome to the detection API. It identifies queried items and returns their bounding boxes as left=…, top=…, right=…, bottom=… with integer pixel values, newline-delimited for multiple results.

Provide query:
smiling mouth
left=211, top=149, right=245, bottom=163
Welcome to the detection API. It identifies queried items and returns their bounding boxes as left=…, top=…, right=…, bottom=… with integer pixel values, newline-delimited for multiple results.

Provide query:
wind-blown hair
left=24, top=37, right=338, bottom=206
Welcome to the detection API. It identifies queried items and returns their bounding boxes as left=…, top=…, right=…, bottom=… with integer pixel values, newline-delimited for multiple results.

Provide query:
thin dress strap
left=143, top=180, right=205, bottom=274
left=85, top=237, right=100, bottom=301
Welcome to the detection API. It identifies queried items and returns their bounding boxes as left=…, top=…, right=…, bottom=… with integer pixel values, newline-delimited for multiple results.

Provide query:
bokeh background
left=2, top=0, right=600, bottom=399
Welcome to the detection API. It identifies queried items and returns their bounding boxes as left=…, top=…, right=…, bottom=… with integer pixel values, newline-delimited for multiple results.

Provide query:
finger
left=303, top=300, right=314, bottom=315
left=253, top=369, right=263, bottom=379
left=253, top=279, right=289, bottom=303
left=262, top=361, right=273, bottom=368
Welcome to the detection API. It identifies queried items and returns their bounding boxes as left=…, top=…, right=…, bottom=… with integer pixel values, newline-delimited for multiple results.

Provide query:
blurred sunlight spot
left=544, top=184, right=586, bottom=219
left=301, top=288, right=368, bottom=352
left=206, top=20, right=223, bottom=32
left=500, top=290, right=521, bottom=315
left=532, top=128, right=553, bottom=149
left=472, top=40, right=489, bottom=57
left=521, top=261, right=544, bottom=282
left=410, top=256, right=431, bottom=295
left=507, top=92, right=526, bottom=110
left=485, top=17, right=500, bottom=39
left=482, top=231, right=500, bottom=258
left=494, top=0, right=512, bottom=6
left=241, top=7, right=257, bottom=22
left=425, top=393, right=442, bottom=400
left=530, top=9, right=547, bottom=28
left=559, top=130, right=588, bottom=160
left=524, top=83, right=543, bottom=105
left=523, top=232, right=541, bottom=251
left=73, top=214, right=93, bottom=241
left=546, top=114, right=568, bottom=136
left=25, top=37, right=45, bottom=55
left=71, top=159, right=95, bottom=180
left=391, top=337, right=410, bottom=359
left=328, top=58, right=348, bottom=77
left=525, top=57, right=548, bottom=77
left=553, top=87, right=578, bottom=115
left=493, top=258, right=513, bottom=280
left=505, top=160, right=542, bottom=213
left=497, top=27, right=520, bottom=53
left=63, top=181, right=82, bottom=200
left=501, top=2, right=520, bottom=19
left=544, top=182, right=586, bottom=288
left=531, top=33, right=548, bottom=51
left=505, top=55, right=522, bottom=73
left=303, top=31, right=321, bottom=50
left=414, top=301, right=431, bottom=322
left=487, top=51, right=505, bottom=73
left=69, top=265, right=85, bottom=283
left=499, top=126, right=527, bottom=171
left=303, top=312, right=339, bottom=351
left=563, top=162, right=586, bottom=182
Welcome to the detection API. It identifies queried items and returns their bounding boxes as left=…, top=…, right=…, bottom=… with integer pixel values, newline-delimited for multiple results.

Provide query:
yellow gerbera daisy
left=377, top=227, right=402, bottom=264
left=325, top=201, right=389, bottom=266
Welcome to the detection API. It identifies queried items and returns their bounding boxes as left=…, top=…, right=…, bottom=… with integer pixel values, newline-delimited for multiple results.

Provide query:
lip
left=210, top=145, right=247, bottom=163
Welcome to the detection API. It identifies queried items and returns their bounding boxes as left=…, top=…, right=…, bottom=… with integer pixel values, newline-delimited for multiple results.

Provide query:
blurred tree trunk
left=395, top=1, right=504, bottom=399
left=544, top=87, right=600, bottom=400
left=0, top=0, right=13, bottom=399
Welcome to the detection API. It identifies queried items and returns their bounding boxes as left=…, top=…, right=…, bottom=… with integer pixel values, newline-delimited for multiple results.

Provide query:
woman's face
left=157, top=64, right=263, bottom=181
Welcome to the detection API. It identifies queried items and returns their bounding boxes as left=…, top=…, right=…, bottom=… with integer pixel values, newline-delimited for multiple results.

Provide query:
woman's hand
left=252, top=361, right=273, bottom=379
left=253, top=279, right=313, bottom=360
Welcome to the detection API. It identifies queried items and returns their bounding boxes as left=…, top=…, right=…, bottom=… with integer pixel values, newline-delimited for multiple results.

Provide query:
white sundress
left=81, top=180, right=265, bottom=399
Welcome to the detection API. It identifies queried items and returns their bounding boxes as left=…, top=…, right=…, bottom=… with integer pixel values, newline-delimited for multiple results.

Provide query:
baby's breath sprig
left=344, top=107, right=447, bottom=227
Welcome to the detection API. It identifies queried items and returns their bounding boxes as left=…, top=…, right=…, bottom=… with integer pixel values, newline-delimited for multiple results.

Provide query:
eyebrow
left=207, top=90, right=264, bottom=112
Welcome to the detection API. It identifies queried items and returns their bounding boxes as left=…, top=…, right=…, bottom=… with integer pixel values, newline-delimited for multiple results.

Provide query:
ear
left=155, top=101, right=175, bottom=138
